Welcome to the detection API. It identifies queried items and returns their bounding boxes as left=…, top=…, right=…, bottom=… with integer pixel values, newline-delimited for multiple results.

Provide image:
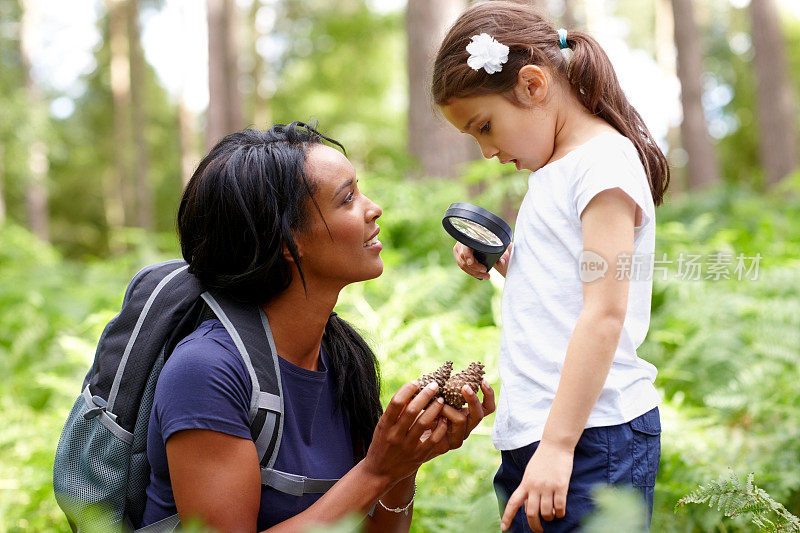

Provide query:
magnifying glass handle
left=473, top=249, right=503, bottom=271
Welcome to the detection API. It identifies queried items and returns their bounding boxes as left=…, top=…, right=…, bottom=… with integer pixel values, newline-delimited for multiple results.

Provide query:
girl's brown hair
left=432, top=1, right=669, bottom=206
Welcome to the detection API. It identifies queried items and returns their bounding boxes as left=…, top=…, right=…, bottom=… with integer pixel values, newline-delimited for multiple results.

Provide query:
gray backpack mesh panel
left=53, top=392, right=131, bottom=531
left=126, top=348, right=166, bottom=527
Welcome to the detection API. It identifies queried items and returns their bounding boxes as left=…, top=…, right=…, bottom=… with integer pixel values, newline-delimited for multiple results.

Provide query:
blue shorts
left=493, top=407, right=661, bottom=532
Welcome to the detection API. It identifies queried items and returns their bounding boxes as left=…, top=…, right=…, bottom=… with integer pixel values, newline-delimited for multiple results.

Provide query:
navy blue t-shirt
left=141, top=319, right=355, bottom=530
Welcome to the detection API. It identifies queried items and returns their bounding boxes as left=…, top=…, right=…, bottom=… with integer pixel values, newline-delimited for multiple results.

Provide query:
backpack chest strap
left=260, top=467, right=339, bottom=496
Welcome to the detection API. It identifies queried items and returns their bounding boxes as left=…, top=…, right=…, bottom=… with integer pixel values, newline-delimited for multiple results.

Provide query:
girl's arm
left=500, top=187, right=637, bottom=532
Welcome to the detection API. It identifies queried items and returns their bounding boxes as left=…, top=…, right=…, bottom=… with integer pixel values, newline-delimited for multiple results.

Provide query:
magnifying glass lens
left=449, top=217, right=504, bottom=246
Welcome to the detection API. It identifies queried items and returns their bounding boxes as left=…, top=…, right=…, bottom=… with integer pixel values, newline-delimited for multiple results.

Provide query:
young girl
left=431, top=2, right=669, bottom=531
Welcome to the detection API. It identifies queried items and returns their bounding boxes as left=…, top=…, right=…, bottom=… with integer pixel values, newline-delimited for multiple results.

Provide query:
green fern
left=675, top=470, right=800, bottom=532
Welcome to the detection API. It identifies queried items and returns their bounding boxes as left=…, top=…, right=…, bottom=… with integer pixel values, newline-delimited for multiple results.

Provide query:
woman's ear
left=283, top=241, right=301, bottom=263
left=514, top=65, right=549, bottom=106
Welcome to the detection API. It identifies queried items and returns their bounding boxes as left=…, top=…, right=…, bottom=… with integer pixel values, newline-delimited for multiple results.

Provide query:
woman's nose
left=366, top=197, right=382, bottom=221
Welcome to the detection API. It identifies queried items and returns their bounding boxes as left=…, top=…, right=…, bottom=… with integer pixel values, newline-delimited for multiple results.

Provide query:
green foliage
left=5, top=172, right=800, bottom=531
left=269, top=0, right=407, bottom=173
left=0, top=223, right=169, bottom=532
left=676, top=471, right=800, bottom=532
left=304, top=514, right=363, bottom=533
left=583, top=485, right=648, bottom=533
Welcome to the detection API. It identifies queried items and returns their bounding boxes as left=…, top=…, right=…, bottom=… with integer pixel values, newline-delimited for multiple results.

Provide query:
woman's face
left=294, top=144, right=384, bottom=289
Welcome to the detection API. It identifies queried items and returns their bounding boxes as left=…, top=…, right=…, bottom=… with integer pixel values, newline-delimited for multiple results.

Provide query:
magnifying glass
left=442, top=203, right=513, bottom=271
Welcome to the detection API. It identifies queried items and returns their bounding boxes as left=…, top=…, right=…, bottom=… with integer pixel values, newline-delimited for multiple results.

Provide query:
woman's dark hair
left=432, top=1, right=669, bottom=206
left=177, top=122, right=382, bottom=459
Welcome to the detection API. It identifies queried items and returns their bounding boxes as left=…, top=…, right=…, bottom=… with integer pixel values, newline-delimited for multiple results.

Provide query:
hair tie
left=558, top=28, right=569, bottom=49
left=557, top=28, right=572, bottom=63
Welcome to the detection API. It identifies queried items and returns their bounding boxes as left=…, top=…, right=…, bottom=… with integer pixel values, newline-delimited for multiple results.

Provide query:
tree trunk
left=128, top=0, right=153, bottom=230
left=20, top=0, right=49, bottom=241
left=656, top=0, right=684, bottom=193
left=178, top=94, right=199, bottom=187
left=407, top=0, right=477, bottom=178
left=206, top=0, right=243, bottom=150
left=176, top=1, right=200, bottom=187
left=749, top=0, right=799, bottom=185
left=562, top=0, right=578, bottom=29
left=584, top=0, right=605, bottom=36
left=508, top=0, right=548, bottom=13
left=671, top=0, right=720, bottom=189
left=249, top=0, right=271, bottom=128
left=107, top=0, right=134, bottom=227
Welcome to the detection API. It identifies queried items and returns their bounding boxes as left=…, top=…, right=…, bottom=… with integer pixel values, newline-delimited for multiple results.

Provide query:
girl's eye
left=344, top=191, right=355, bottom=204
left=480, top=121, right=491, bottom=134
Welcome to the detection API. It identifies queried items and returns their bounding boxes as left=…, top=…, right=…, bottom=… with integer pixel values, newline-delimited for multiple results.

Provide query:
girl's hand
left=439, top=380, right=496, bottom=450
left=362, top=381, right=449, bottom=483
left=493, top=243, right=513, bottom=277
left=453, top=243, right=489, bottom=280
left=453, top=242, right=513, bottom=279
left=500, top=440, right=574, bottom=532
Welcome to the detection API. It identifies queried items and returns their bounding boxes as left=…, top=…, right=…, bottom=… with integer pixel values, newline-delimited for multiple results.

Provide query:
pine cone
left=417, top=361, right=453, bottom=394
left=442, top=362, right=485, bottom=408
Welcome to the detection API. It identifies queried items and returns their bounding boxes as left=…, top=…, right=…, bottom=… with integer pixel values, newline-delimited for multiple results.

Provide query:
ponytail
left=563, top=31, right=670, bottom=206
left=432, top=1, right=670, bottom=206
left=322, top=313, right=382, bottom=462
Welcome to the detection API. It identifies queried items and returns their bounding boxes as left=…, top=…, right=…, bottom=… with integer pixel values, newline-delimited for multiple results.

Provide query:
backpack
left=53, top=259, right=339, bottom=532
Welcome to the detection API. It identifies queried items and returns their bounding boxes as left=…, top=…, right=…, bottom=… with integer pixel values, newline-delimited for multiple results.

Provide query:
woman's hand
left=453, top=242, right=513, bottom=279
left=438, top=380, right=496, bottom=450
left=500, top=440, right=574, bottom=532
left=362, top=381, right=449, bottom=483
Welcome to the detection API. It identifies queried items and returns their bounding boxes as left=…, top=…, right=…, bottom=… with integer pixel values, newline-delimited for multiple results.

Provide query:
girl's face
left=440, top=68, right=559, bottom=172
left=293, top=144, right=384, bottom=288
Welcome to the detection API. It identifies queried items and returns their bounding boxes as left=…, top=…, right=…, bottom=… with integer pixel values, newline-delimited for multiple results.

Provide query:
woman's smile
left=297, top=144, right=385, bottom=286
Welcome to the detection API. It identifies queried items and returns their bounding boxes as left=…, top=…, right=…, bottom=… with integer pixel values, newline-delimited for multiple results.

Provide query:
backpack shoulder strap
left=199, top=291, right=338, bottom=496
left=87, top=260, right=205, bottom=432
left=199, top=292, right=284, bottom=467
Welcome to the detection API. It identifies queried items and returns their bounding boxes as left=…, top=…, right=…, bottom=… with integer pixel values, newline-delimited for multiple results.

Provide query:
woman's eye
left=480, top=121, right=491, bottom=134
left=344, top=191, right=355, bottom=204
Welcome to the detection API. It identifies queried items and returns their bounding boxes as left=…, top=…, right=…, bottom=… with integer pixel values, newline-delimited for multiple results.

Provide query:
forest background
left=1, top=0, right=799, bottom=531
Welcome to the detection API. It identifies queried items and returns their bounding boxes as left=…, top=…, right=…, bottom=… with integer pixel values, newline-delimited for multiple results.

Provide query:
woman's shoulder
left=161, top=319, right=249, bottom=390
left=153, top=318, right=253, bottom=441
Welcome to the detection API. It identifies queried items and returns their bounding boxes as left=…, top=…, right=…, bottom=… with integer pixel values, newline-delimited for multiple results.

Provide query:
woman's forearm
left=261, top=460, right=407, bottom=533
left=365, top=472, right=417, bottom=533
left=540, top=310, right=624, bottom=450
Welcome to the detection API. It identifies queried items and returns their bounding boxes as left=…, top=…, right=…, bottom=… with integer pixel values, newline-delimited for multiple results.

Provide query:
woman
left=139, top=122, right=496, bottom=532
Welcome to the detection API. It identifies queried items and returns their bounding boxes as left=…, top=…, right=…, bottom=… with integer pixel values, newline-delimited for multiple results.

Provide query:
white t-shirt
left=492, top=132, right=661, bottom=451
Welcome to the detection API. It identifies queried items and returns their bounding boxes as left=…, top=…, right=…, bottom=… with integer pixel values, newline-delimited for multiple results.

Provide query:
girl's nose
left=479, top=141, right=498, bottom=160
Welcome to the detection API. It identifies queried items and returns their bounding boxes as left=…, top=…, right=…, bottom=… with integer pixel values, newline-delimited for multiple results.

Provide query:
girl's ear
left=514, top=65, right=549, bottom=106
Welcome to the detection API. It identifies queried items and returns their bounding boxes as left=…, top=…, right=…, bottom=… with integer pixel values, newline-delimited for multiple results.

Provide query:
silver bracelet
left=377, top=481, right=416, bottom=516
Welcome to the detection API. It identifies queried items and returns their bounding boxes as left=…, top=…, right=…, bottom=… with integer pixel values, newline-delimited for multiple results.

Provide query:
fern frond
left=675, top=470, right=800, bottom=532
